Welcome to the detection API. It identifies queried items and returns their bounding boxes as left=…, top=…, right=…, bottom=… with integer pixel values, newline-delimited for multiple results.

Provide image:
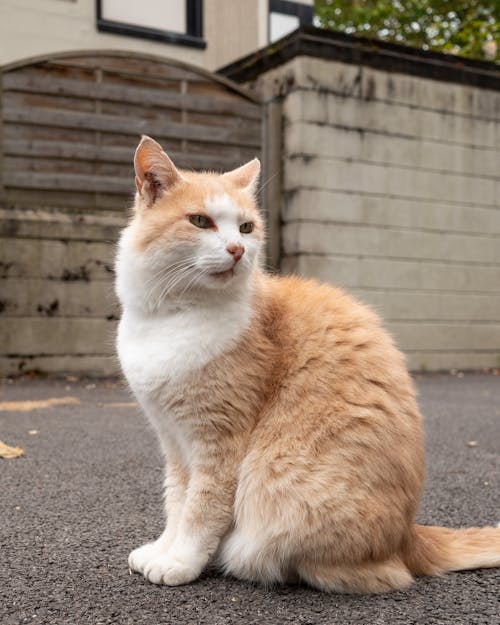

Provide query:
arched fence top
left=0, top=48, right=260, bottom=103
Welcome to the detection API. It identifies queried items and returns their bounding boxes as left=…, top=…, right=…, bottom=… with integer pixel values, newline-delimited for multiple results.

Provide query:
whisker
left=145, top=255, right=209, bottom=303
left=153, top=266, right=196, bottom=309
left=179, top=266, right=210, bottom=296
left=144, top=251, right=238, bottom=307
left=145, top=256, right=200, bottom=286
left=256, top=172, right=278, bottom=195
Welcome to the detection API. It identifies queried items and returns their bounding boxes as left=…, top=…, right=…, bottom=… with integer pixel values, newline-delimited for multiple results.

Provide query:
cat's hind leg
left=219, top=531, right=413, bottom=594
left=217, top=528, right=293, bottom=586
left=296, top=556, right=414, bottom=594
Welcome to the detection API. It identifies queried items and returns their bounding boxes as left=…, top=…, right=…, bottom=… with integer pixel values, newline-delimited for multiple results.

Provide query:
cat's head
left=118, top=136, right=264, bottom=306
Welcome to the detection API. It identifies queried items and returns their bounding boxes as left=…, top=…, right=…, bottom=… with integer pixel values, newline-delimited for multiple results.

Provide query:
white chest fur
left=116, top=298, right=252, bottom=453
left=118, top=302, right=248, bottom=393
left=114, top=226, right=255, bottom=459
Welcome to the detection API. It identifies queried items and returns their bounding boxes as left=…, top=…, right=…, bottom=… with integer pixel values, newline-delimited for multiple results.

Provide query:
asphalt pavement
left=1, top=372, right=499, bottom=625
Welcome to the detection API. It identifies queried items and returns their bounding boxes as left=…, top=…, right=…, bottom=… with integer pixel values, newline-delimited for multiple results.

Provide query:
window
left=96, top=0, right=205, bottom=49
left=269, top=0, right=313, bottom=43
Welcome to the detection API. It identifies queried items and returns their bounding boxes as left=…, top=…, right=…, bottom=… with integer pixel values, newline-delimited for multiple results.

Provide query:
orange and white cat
left=115, top=136, right=500, bottom=593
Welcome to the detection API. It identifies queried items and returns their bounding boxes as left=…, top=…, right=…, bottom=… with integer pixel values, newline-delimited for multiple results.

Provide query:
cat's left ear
left=222, top=158, right=261, bottom=194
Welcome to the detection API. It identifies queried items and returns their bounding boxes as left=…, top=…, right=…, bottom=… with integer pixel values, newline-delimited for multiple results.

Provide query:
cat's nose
left=226, top=243, right=245, bottom=263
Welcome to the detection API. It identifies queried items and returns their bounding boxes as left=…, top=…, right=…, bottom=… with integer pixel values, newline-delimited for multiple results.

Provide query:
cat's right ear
left=134, top=136, right=183, bottom=207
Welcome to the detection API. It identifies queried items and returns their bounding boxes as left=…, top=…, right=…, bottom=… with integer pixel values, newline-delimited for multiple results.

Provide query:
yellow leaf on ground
left=0, top=440, right=24, bottom=458
left=0, top=397, right=80, bottom=412
left=103, top=402, right=138, bottom=408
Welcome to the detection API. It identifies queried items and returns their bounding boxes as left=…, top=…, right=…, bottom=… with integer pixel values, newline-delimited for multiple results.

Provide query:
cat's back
left=263, top=273, right=381, bottom=338
left=255, top=272, right=417, bottom=415
left=261, top=273, right=404, bottom=367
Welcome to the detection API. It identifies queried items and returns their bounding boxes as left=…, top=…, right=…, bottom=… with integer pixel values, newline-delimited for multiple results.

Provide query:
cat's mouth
left=210, top=267, right=234, bottom=280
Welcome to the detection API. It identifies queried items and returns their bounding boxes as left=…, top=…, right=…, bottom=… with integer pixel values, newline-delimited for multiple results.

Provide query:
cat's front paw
left=129, top=541, right=167, bottom=574
left=143, top=554, right=202, bottom=586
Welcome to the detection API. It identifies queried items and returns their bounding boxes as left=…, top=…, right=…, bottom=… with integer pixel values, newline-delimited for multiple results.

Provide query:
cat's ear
left=222, top=158, right=261, bottom=194
left=134, top=136, right=183, bottom=207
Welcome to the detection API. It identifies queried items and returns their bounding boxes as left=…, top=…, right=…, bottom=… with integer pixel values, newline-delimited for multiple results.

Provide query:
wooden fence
left=0, top=51, right=263, bottom=375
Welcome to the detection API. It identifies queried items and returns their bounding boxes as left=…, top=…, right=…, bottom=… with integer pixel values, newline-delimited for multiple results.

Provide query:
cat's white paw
left=128, top=541, right=167, bottom=574
left=143, top=553, right=202, bottom=586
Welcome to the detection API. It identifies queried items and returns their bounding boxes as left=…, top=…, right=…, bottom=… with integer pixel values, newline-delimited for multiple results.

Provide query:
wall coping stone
left=218, top=25, right=500, bottom=92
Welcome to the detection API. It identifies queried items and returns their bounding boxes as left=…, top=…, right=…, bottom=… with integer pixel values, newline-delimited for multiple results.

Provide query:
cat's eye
left=189, top=214, right=213, bottom=229
left=239, top=222, right=254, bottom=234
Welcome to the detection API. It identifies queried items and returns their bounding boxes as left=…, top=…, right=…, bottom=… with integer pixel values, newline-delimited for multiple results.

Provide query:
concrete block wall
left=0, top=208, right=122, bottom=376
left=253, top=56, right=500, bottom=371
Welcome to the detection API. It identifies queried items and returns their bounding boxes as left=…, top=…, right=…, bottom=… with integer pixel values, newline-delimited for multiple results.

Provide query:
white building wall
left=0, top=0, right=200, bottom=66
left=0, top=0, right=308, bottom=70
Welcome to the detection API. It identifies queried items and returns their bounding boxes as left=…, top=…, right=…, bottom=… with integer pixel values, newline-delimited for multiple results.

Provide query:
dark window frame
left=269, top=0, right=313, bottom=40
left=96, top=0, right=205, bottom=49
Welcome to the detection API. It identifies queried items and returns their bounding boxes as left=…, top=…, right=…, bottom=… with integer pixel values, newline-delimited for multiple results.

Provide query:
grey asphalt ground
left=0, top=373, right=499, bottom=625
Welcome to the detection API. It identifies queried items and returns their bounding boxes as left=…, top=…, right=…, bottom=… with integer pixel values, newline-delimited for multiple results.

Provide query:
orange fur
left=118, top=136, right=500, bottom=593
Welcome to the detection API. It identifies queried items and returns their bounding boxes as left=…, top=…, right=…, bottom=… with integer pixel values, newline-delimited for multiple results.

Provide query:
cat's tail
left=404, top=523, right=500, bottom=576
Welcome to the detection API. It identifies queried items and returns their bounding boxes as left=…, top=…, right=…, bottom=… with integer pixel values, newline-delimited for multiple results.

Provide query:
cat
left=114, top=135, right=500, bottom=593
